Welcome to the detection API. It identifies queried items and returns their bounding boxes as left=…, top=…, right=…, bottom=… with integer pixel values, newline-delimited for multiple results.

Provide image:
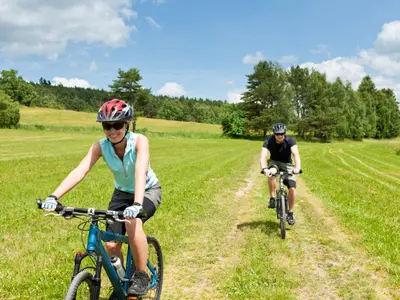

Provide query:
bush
left=221, top=110, right=245, bottom=137
left=0, top=90, right=20, bottom=128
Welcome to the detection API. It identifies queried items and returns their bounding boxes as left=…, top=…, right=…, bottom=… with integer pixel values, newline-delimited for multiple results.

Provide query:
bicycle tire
left=64, top=270, right=97, bottom=300
left=146, top=236, right=164, bottom=300
left=280, top=195, right=286, bottom=239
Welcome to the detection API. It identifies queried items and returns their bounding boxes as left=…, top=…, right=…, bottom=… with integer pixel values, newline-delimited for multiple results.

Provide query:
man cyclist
left=260, top=122, right=301, bottom=225
left=41, top=99, right=160, bottom=296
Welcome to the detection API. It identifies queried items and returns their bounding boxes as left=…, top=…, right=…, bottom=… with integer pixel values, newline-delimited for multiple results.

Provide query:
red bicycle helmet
left=96, top=99, right=133, bottom=122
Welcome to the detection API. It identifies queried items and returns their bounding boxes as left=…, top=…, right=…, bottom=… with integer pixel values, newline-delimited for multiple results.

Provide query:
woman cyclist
left=41, top=99, right=161, bottom=296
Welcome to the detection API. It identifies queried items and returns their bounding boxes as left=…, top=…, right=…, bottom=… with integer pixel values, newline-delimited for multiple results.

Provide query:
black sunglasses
left=102, top=122, right=126, bottom=131
left=275, top=132, right=285, bottom=136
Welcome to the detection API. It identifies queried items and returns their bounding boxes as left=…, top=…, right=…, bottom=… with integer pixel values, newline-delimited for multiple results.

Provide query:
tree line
left=222, top=61, right=400, bottom=140
left=0, top=68, right=231, bottom=129
left=0, top=63, right=399, bottom=141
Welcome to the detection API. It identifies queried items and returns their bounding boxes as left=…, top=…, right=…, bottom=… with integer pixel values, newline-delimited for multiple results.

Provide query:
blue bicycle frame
left=73, top=221, right=158, bottom=299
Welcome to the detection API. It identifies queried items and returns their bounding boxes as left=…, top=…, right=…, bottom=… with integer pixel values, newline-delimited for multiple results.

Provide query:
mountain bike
left=261, top=167, right=302, bottom=239
left=36, top=199, right=163, bottom=300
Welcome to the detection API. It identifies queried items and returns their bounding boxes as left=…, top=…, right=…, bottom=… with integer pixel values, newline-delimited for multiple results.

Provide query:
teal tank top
left=99, top=131, right=158, bottom=193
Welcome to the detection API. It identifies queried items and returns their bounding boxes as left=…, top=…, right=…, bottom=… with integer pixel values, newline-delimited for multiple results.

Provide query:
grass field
left=20, top=106, right=222, bottom=134
left=1, top=107, right=400, bottom=299
left=0, top=129, right=261, bottom=298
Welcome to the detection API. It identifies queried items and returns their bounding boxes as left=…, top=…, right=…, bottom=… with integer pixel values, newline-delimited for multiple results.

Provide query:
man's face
left=274, top=132, right=285, bottom=143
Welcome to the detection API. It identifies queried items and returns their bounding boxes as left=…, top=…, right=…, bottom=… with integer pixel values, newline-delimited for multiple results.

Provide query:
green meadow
left=0, top=107, right=399, bottom=299
left=20, top=106, right=222, bottom=134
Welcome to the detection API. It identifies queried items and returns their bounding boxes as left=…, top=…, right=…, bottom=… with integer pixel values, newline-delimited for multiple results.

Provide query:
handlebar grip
left=138, top=209, right=147, bottom=220
left=36, top=199, right=64, bottom=212
left=36, top=199, right=42, bottom=209
left=115, top=208, right=147, bottom=219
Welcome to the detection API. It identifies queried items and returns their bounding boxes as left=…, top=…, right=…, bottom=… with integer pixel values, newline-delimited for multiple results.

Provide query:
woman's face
left=102, top=122, right=127, bottom=143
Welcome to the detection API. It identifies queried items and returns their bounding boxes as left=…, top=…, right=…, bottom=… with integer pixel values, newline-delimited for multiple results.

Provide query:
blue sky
left=1, top=0, right=400, bottom=102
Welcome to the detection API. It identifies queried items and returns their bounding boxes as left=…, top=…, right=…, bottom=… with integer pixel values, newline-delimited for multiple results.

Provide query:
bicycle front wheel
left=279, top=195, right=286, bottom=239
left=144, top=236, right=164, bottom=300
left=64, top=270, right=96, bottom=300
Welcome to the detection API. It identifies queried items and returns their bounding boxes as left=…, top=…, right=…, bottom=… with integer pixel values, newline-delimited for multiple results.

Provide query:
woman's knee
left=105, top=242, right=122, bottom=253
left=126, top=218, right=144, bottom=232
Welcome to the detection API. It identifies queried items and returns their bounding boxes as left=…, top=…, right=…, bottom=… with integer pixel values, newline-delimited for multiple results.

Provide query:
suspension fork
left=276, top=173, right=285, bottom=218
left=92, top=254, right=103, bottom=299
left=72, top=251, right=96, bottom=278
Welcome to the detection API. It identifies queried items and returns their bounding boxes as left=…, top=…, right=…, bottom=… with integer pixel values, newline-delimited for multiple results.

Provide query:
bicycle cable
left=76, top=216, right=114, bottom=267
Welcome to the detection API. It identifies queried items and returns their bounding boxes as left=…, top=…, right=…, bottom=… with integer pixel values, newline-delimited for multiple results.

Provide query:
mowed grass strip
left=299, top=140, right=400, bottom=287
left=221, top=173, right=300, bottom=300
left=0, top=129, right=259, bottom=299
left=223, top=176, right=400, bottom=299
left=20, top=106, right=222, bottom=133
left=160, top=158, right=261, bottom=299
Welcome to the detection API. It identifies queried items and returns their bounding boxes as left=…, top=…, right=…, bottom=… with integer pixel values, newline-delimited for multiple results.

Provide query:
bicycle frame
left=275, top=171, right=289, bottom=219
left=72, top=218, right=158, bottom=299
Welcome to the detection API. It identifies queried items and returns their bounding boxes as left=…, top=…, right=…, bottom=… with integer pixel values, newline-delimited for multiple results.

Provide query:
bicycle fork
left=275, top=190, right=288, bottom=220
left=72, top=251, right=102, bottom=299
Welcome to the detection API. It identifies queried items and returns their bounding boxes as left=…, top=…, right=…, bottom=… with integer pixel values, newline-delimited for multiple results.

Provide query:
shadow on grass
left=237, top=219, right=292, bottom=238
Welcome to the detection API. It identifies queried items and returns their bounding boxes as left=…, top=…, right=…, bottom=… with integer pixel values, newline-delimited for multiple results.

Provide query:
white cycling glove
left=123, top=203, right=143, bottom=218
left=263, top=168, right=273, bottom=177
left=42, top=195, right=58, bottom=210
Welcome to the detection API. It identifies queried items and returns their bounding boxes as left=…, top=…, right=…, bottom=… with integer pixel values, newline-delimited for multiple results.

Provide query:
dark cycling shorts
left=106, top=182, right=162, bottom=236
left=267, top=159, right=297, bottom=189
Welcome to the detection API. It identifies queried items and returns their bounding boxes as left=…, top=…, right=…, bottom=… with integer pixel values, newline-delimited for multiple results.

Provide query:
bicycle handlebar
left=36, top=199, right=147, bottom=220
left=260, top=168, right=303, bottom=175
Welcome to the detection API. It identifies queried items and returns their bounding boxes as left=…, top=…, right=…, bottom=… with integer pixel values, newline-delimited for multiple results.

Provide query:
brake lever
left=44, top=213, right=63, bottom=217
left=116, top=218, right=131, bottom=224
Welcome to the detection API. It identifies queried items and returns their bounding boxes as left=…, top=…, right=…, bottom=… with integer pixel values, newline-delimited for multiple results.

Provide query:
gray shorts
left=267, top=159, right=296, bottom=188
left=106, top=182, right=162, bottom=235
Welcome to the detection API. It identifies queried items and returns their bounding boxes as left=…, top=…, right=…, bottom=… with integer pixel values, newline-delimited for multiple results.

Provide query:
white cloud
left=120, top=8, right=138, bottom=19
left=310, top=44, right=332, bottom=58
left=300, top=20, right=400, bottom=100
left=354, top=21, right=400, bottom=77
left=53, top=77, right=96, bottom=89
left=242, top=51, right=266, bottom=65
left=48, top=53, right=59, bottom=61
left=141, top=0, right=165, bottom=4
left=374, top=21, right=400, bottom=54
left=358, top=49, right=400, bottom=76
left=157, top=82, right=186, bottom=97
left=225, top=80, right=233, bottom=85
left=0, top=0, right=136, bottom=58
left=80, top=48, right=89, bottom=57
left=227, top=89, right=244, bottom=103
left=278, top=55, right=297, bottom=64
left=29, top=62, right=42, bottom=70
left=371, top=75, right=400, bottom=97
left=145, top=16, right=162, bottom=29
left=300, top=57, right=367, bottom=87
left=89, top=61, right=98, bottom=71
